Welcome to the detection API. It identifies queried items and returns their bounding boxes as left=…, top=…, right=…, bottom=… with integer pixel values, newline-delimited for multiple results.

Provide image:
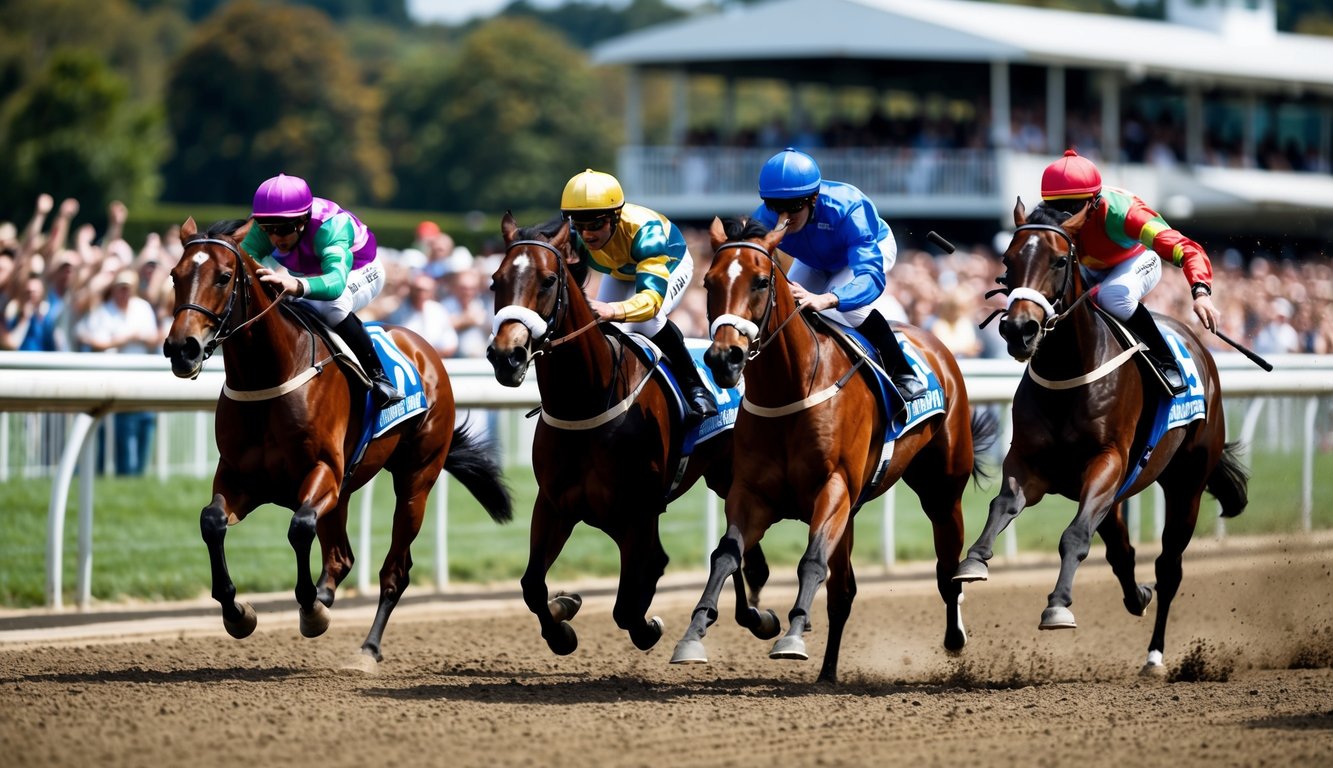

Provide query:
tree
left=383, top=17, right=617, bottom=213
left=0, top=49, right=166, bottom=229
left=160, top=0, right=392, bottom=207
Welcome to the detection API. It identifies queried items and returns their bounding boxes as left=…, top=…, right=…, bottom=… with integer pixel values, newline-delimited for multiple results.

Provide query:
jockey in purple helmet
left=241, top=173, right=403, bottom=409
left=750, top=148, right=924, bottom=400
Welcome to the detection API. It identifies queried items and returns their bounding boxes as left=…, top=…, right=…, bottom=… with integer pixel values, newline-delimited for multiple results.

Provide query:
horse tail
left=1207, top=440, right=1249, bottom=519
left=444, top=423, right=514, bottom=524
left=968, top=406, right=1000, bottom=488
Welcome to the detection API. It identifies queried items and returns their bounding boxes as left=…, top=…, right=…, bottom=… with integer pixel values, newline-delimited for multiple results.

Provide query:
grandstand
left=592, top=0, right=1333, bottom=247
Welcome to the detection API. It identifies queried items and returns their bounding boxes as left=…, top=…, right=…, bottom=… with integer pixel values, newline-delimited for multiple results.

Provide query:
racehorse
left=163, top=218, right=512, bottom=670
left=954, top=198, right=1249, bottom=675
left=671, top=217, right=996, bottom=684
left=486, top=212, right=772, bottom=655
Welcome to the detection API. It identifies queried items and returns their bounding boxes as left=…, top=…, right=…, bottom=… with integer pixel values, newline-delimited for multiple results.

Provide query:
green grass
left=2, top=448, right=1329, bottom=609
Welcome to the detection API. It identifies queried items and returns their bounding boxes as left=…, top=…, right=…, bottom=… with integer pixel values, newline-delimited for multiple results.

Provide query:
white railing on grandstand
left=1, top=351, right=1329, bottom=610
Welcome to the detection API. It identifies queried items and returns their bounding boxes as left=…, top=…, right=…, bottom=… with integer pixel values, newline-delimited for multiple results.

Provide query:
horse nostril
left=726, top=345, right=746, bottom=368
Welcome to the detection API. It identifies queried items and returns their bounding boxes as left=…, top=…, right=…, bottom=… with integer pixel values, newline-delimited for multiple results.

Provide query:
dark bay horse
left=954, top=198, right=1248, bottom=675
left=486, top=212, right=771, bottom=655
left=163, top=218, right=512, bottom=670
left=672, top=217, right=995, bottom=684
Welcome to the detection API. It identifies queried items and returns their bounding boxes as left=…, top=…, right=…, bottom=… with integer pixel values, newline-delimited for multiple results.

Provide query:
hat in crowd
left=416, top=221, right=441, bottom=240
left=1272, top=297, right=1293, bottom=318
left=113, top=269, right=138, bottom=287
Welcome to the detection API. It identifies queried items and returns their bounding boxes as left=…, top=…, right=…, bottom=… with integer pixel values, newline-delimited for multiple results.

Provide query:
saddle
left=284, top=302, right=376, bottom=390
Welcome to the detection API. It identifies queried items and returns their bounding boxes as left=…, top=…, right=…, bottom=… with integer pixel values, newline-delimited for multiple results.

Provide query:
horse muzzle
left=163, top=335, right=206, bottom=379
left=703, top=342, right=745, bottom=389
left=998, top=316, right=1042, bottom=362
left=486, top=342, right=530, bottom=387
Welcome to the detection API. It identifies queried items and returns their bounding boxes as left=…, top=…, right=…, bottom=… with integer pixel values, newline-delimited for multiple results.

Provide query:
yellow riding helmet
left=561, top=169, right=625, bottom=214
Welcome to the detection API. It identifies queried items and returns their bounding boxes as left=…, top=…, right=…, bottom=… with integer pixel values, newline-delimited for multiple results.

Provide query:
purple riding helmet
left=252, top=174, right=313, bottom=219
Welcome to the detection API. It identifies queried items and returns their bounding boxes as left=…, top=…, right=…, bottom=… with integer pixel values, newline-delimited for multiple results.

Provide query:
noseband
left=708, top=240, right=807, bottom=361
left=492, top=238, right=586, bottom=361
left=983, top=223, right=1091, bottom=333
left=174, top=236, right=250, bottom=360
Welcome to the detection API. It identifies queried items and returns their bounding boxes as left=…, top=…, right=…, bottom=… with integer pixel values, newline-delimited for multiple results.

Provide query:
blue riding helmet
left=758, top=147, right=822, bottom=199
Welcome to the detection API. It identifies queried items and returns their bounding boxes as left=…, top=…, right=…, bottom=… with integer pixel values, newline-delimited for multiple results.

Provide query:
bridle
left=707, top=239, right=810, bottom=361
left=491, top=238, right=603, bottom=362
left=982, top=222, right=1093, bottom=333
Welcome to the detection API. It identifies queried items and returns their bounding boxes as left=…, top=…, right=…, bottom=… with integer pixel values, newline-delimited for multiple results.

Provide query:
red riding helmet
left=1041, top=149, right=1102, bottom=200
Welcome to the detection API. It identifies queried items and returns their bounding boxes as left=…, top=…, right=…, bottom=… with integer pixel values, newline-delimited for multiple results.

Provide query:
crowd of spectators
left=4, top=193, right=1332, bottom=470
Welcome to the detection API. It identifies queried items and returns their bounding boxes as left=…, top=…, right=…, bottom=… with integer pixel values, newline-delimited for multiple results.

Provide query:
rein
left=177, top=235, right=327, bottom=400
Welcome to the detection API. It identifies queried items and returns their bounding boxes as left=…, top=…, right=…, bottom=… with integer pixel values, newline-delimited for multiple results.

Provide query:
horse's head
left=486, top=211, right=579, bottom=386
left=995, top=197, right=1088, bottom=361
left=162, top=217, right=252, bottom=378
left=702, top=216, right=788, bottom=388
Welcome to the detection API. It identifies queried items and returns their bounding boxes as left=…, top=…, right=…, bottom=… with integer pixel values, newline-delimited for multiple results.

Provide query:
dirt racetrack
left=3, top=534, right=1331, bottom=768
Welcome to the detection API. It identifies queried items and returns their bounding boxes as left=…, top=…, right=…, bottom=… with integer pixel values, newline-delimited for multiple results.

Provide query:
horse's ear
left=500, top=210, right=517, bottom=242
left=551, top=218, right=569, bottom=250
left=708, top=217, right=727, bottom=250
left=180, top=217, right=197, bottom=242
left=233, top=218, right=254, bottom=242
left=761, top=221, right=786, bottom=253
left=1013, top=196, right=1027, bottom=227
left=1063, top=199, right=1091, bottom=235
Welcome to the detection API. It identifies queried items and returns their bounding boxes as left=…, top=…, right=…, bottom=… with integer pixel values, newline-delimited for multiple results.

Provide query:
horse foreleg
left=521, top=496, right=579, bottom=656
left=955, top=471, right=1034, bottom=582
left=612, top=513, right=669, bottom=652
left=288, top=503, right=330, bottom=638
left=314, top=499, right=355, bottom=609
left=1042, top=454, right=1123, bottom=630
left=773, top=483, right=850, bottom=667
left=671, top=524, right=746, bottom=664
left=1095, top=503, right=1153, bottom=618
left=816, top=531, right=857, bottom=685
left=200, top=493, right=256, bottom=639
left=736, top=543, right=780, bottom=640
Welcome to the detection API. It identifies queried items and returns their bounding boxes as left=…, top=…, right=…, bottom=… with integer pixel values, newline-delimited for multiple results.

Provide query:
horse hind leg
left=201, top=494, right=257, bottom=639
left=612, top=520, right=670, bottom=652
left=906, top=469, right=969, bottom=653
left=1141, top=483, right=1204, bottom=676
left=815, top=535, right=857, bottom=685
left=1096, top=503, right=1153, bottom=617
left=521, top=497, right=580, bottom=656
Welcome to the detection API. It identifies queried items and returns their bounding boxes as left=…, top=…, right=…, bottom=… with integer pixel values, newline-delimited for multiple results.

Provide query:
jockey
left=240, top=173, right=404, bottom=409
left=1040, top=149, right=1220, bottom=394
left=750, top=147, right=925, bottom=400
left=561, top=169, right=717, bottom=426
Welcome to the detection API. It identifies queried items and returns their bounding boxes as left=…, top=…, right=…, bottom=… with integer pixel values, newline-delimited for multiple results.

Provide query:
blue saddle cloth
left=839, top=325, right=946, bottom=440
left=1114, top=323, right=1208, bottom=500
left=348, top=324, right=429, bottom=469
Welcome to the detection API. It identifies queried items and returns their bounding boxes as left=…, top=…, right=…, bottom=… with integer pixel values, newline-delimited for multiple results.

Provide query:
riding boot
left=651, top=320, right=717, bottom=425
left=858, top=310, right=927, bottom=401
left=334, top=314, right=405, bottom=410
left=1125, top=304, right=1187, bottom=395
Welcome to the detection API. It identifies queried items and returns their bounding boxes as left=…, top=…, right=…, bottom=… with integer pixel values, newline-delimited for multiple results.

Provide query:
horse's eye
left=541, top=274, right=558, bottom=290
left=753, top=276, right=770, bottom=291
left=1052, top=257, right=1068, bottom=270
left=215, top=272, right=232, bottom=286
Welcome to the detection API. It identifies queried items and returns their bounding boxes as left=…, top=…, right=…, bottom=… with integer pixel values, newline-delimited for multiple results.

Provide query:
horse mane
left=1027, top=205, right=1072, bottom=227
left=516, top=216, right=589, bottom=289
left=202, top=219, right=250, bottom=239
left=720, top=217, right=771, bottom=241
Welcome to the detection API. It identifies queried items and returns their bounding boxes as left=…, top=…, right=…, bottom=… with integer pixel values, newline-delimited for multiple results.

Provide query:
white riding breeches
left=596, top=250, right=695, bottom=337
left=786, top=231, right=901, bottom=328
left=294, top=260, right=386, bottom=326
left=1087, top=249, right=1161, bottom=322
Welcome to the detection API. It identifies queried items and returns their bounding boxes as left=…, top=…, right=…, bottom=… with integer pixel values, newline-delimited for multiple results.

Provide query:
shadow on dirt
left=0, top=666, right=306, bottom=685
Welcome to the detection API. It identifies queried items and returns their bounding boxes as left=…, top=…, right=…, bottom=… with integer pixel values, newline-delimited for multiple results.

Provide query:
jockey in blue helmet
left=241, top=173, right=404, bottom=409
left=750, top=148, right=925, bottom=400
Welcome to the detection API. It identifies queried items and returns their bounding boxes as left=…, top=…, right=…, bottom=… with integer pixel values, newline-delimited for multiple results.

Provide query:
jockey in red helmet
left=242, top=173, right=403, bottom=409
left=1039, top=149, right=1220, bottom=394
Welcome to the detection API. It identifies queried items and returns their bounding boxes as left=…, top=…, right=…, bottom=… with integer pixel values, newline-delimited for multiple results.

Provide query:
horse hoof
left=1139, top=661, right=1167, bottom=678
left=544, top=620, right=578, bottom=656
left=944, top=624, right=967, bottom=653
left=953, top=559, right=989, bottom=583
left=548, top=593, right=583, bottom=623
left=631, top=616, right=665, bottom=651
left=1126, top=584, right=1154, bottom=617
left=748, top=608, right=782, bottom=641
left=300, top=601, right=331, bottom=638
left=1038, top=606, right=1077, bottom=630
left=670, top=639, right=708, bottom=664
left=340, top=651, right=380, bottom=676
left=223, top=601, right=257, bottom=639
left=770, top=635, right=809, bottom=661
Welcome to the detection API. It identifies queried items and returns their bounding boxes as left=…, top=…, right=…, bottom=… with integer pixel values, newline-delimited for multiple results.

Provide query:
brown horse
left=162, top=218, right=512, bottom=670
left=486, top=212, right=772, bottom=655
left=954, top=199, right=1248, bottom=675
left=670, top=217, right=995, bottom=684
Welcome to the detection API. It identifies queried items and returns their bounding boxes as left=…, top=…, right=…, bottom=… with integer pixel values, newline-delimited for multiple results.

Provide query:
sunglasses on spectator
left=764, top=197, right=810, bottom=214
left=258, top=220, right=303, bottom=237
left=570, top=215, right=613, bottom=232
